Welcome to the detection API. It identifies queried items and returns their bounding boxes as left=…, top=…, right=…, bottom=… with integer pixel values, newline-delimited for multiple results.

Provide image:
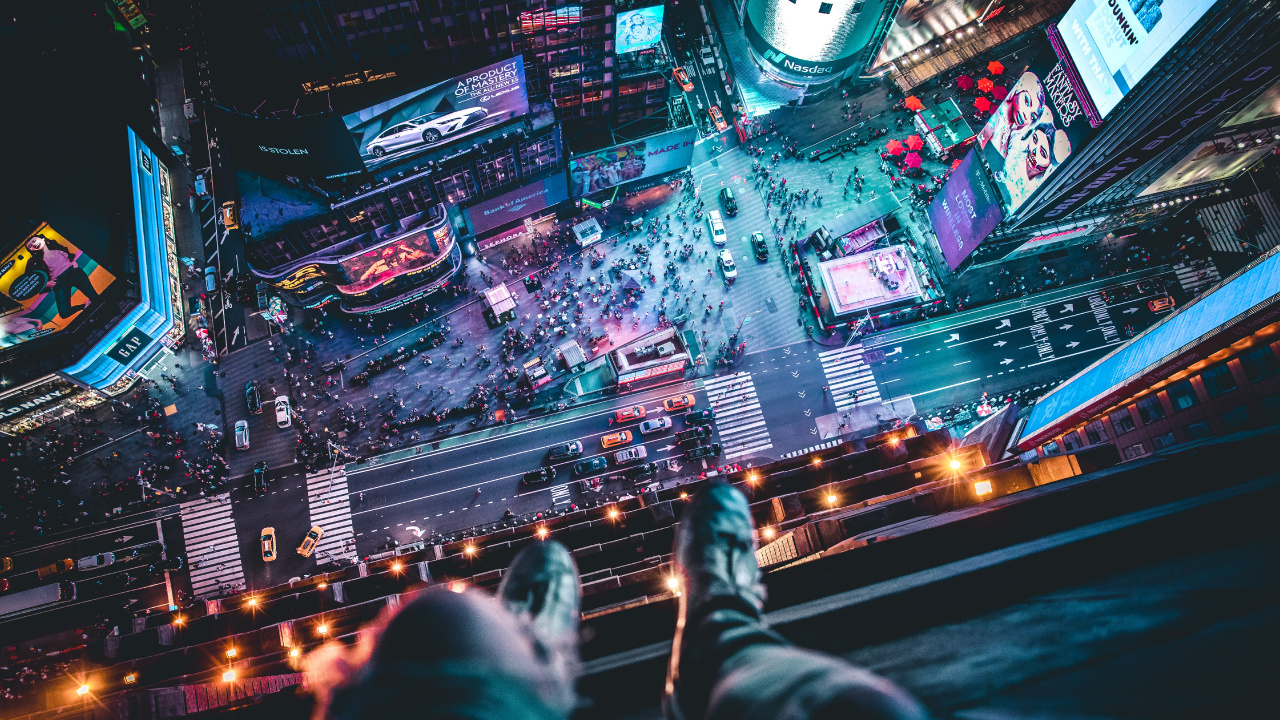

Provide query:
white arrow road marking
left=810, top=427, right=819, bottom=434
left=996, top=318, right=1012, bottom=328
left=884, top=347, right=903, bottom=356
left=791, top=370, right=800, bottom=377
left=946, top=333, right=960, bottom=342
left=993, top=340, right=1007, bottom=347
left=1059, top=324, right=1073, bottom=330
left=1066, top=341, right=1080, bottom=348
left=1124, top=307, right=1140, bottom=314
left=797, top=390, right=806, bottom=398
left=803, top=409, right=812, bottom=417
left=406, top=526, right=424, bottom=538
left=660, top=444, right=676, bottom=451
left=783, top=347, right=792, bottom=355
left=1000, top=358, right=1014, bottom=365
left=115, top=535, right=135, bottom=543
left=1062, top=303, right=1074, bottom=312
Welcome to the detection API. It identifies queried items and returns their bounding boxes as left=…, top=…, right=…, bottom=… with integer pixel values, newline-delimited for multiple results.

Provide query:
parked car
left=365, top=107, right=489, bottom=157
left=708, top=106, right=729, bottom=132
left=77, top=553, right=116, bottom=571
left=261, top=528, right=277, bottom=562
left=1148, top=296, right=1176, bottom=313
left=718, top=250, right=737, bottom=281
left=685, top=409, right=716, bottom=426
left=521, top=466, right=557, bottom=487
left=751, top=231, right=770, bottom=261
left=663, top=394, right=696, bottom=412
left=673, top=66, right=694, bottom=92
left=675, top=426, right=712, bottom=442
left=235, top=420, right=250, bottom=450
left=707, top=210, right=727, bottom=246
left=601, top=430, right=633, bottom=448
left=614, top=405, right=647, bottom=422
left=37, top=559, right=74, bottom=580
left=297, top=526, right=324, bottom=557
left=639, top=417, right=673, bottom=435
left=719, top=187, right=737, bottom=216
left=613, top=446, right=649, bottom=466
left=204, top=265, right=217, bottom=292
left=252, top=461, right=269, bottom=493
left=275, top=396, right=292, bottom=428
left=245, top=381, right=262, bottom=415
left=685, top=443, right=722, bottom=461
left=548, top=441, right=584, bottom=462
left=626, top=462, right=659, bottom=481
left=573, top=457, right=609, bottom=476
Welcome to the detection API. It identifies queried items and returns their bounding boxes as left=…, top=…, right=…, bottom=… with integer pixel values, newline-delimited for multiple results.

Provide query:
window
left=1060, top=430, right=1083, bottom=452
left=1042, top=440, right=1060, bottom=455
left=475, top=151, right=517, bottom=194
left=1136, top=395, right=1166, bottom=424
left=1185, top=421, right=1213, bottom=441
left=819, top=2, right=833, bottom=12
left=1200, top=363, right=1237, bottom=398
left=1240, top=344, right=1280, bottom=382
left=1152, top=432, right=1178, bottom=450
left=1084, top=420, right=1106, bottom=445
left=1219, top=405, right=1251, bottom=432
left=431, top=167, right=477, bottom=204
left=1166, top=380, right=1198, bottom=412
left=1122, top=443, right=1146, bottom=460
left=1110, top=407, right=1136, bottom=435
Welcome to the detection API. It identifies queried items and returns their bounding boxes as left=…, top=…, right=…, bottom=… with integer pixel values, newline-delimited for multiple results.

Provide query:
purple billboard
left=928, top=150, right=1004, bottom=270
left=465, top=176, right=570, bottom=236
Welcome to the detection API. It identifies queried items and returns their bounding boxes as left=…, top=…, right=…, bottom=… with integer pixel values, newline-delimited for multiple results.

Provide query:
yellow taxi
left=1148, top=296, right=1176, bottom=313
left=297, top=526, right=324, bottom=558
left=601, top=430, right=633, bottom=449
left=673, top=66, right=694, bottom=92
left=614, top=405, right=646, bottom=422
left=37, top=558, right=74, bottom=580
left=708, top=106, right=729, bottom=132
left=261, top=528, right=277, bottom=562
left=663, top=394, right=696, bottom=412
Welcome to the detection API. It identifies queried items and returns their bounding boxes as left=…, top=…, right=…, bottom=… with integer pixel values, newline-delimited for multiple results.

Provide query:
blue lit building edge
left=61, top=127, right=176, bottom=390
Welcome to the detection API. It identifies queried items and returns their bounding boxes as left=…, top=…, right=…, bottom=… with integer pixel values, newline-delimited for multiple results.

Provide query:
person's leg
left=52, top=267, right=98, bottom=319
left=665, top=482, right=929, bottom=720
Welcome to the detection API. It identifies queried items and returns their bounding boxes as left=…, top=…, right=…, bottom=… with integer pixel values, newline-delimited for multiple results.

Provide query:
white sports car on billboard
left=365, top=107, right=489, bottom=157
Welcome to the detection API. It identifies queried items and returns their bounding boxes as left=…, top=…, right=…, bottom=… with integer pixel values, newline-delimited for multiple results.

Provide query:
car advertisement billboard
left=343, top=57, right=530, bottom=171
left=337, top=224, right=454, bottom=295
left=977, top=48, right=1097, bottom=213
left=873, top=0, right=988, bottom=67
left=1139, top=138, right=1277, bottom=197
left=616, top=5, right=666, bottom=55
left=0, top=224, right=116, bottom=349
left=466, top=176, right=570, bottom=236
left=928, top=150, right=1004, bottom=270
left=1058, top=0, right=1219, bottom=119
left=568, top=127, right=697, bottom=198
left=211, top=107, right=365, bottom=179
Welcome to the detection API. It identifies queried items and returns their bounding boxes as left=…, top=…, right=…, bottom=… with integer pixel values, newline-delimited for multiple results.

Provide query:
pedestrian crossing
left=179, top=493, right=245, bottom=599
left=818, top=344, right=881, bottom=411
left=1174, top=259, right=1221, bottom=297
left=780, top=439, right=843, bottom=460
left=1197, top=193, right=1280, bottom=253
left=306, top=468, right=355, bottom=562
left=550, top=483, right=572, bottom=505
left=705, top=372, right=773, bottom=460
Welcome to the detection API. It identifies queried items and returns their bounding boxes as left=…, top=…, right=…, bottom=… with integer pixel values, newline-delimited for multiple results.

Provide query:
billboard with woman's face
left=0, top=224, right=116, bottom=348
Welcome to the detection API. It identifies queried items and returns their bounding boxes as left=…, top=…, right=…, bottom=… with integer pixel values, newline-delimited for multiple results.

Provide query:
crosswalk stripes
left=550, top=483, right=571, bottom=505
left=704, top=372, right=773, bottom=460
left=179, top=493, right=245, bottom=599
left=1197, top=193, right=1280, bottom=253
left=817, top=344, right=881, bottom=411
left=780, top=440, right=842, bottom=460
left=306, top=468, right=355, bottom=561
left=1174, top=259, right=1221, bottom=296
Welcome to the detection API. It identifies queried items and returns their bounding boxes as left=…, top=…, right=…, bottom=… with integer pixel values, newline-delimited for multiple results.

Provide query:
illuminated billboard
left=928, top=151, right=1004, bottom=270
left=1139, top=139, right=1277, bottom=197
left=343, top=57, right=530, bottom=170
left=978, top=48, right=1097, bottom=213
left=1058, top=0, right=1219, bottom=118
left=1223, top=77, right=1280, bottom=128
left=616, top=5, right=666, bottom=54
left=744, top=0, right=888, bottom=82
left=337, top=224, right=455, bottom=295
left=466, top=176, right=570, bottom=236
left=568, top=127, right=697, bottom=198
left=874, top=0, right=987, bottom=67
left=0, top=224, right=116, bottom=349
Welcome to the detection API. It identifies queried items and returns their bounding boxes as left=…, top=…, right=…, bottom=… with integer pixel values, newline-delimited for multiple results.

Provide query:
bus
left=0, top=582, right=75, bottom=620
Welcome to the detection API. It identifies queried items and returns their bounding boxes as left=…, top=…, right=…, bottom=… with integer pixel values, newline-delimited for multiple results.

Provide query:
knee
left=372, top=589, right=526, bottom=666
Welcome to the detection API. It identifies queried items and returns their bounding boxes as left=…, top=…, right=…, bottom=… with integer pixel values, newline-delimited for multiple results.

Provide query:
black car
left=521, top=466, right=557, bottom=487
left=125, top=542, right=165, bottom=560
left=147, top=556, right=186, bottom=574
left=751, top=232, right=769, bottom=261
left=675, top=426, right=711, bottom=442
left=81, top=573, right=132, bottom=598
left=548, top=441, right=584, bottom=463
left=685, top=443, right=722, bottom=461
left=678, top=437, right=707, bottom=452
left=684, top=409, right=716, bottom=426
left=245, top=381, right=262, bottom=415
left=626, top=462, right=659, bottom=481
left=252, top=461, right=269, bottom=493
left=719, top=187, right=738, bottom=217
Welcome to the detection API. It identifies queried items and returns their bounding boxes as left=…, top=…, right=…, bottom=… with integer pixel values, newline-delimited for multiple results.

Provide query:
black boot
left=499, top=540, right=582, bottom=713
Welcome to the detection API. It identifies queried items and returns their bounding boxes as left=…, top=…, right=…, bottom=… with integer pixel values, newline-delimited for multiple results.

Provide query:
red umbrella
left=951, top=158, right=963, bottom=170
left=956, top=75, right=974, bottom=90
left=886, top=139, right=905, bottom=155
left=904, top=152, right=923, bottom=168
left=991, top=85, right=1009, bottom=100
left=974, top=96, right=992, bottom=112
left=978, top=77, right=995, bottom=92
left=988, top=60, right=1005, bottom=75
left=905, top=134, right=925, bottom=151
left=904, top=95, right=925, bottom=111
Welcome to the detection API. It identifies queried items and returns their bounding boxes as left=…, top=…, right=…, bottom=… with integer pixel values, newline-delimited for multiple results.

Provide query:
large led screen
left=928, top=151, right=1004, bottom=270
left=343, top=57, right=530, bottom=171
left=212, top=107, right=365, bottom=179
left=873, top=0, right=987, bottom=67
left=1139, top=139, right=1276, bottom=197
left=568, top=126, right=697, bottom=198
left=0, top=224, right=116, bottom=349
left=337, top=226, right=453, bottom=295
left=1058, top=0, right=1219, bottom=118
left=467, top=176, right=570, bottom=236
left=616, top=5, right=666, bottom=55
left=978, top=49, right=1097, bottom=213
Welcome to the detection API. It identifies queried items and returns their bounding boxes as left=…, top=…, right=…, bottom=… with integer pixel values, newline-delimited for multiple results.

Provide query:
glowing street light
left=76, top=684, right=90, bottom=697
left=222, top=670, right=236, bottom=683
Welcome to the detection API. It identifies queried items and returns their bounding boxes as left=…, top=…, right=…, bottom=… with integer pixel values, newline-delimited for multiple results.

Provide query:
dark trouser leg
left=53, top=267, right=99, bottom=319
left=679, top=597, right=929, bottom=720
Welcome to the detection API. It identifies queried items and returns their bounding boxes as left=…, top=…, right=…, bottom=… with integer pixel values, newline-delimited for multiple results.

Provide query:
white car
left=365, top=108, right=490, bottom=157
left=275, top=396, right=292, bottom=429
left=77, top=552, right=116, bottom=571
left=707, top=210, right=727, bottom=246
left=639, top=417, right=673, bottom=435
left=235, top=420, right=250, bottom=450
left=718, top=249, right=737, bottom=281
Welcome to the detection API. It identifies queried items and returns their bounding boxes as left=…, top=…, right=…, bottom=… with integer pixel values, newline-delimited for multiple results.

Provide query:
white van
left=77, top=552, right=116, bottom=571
left=707, top=209, right=727, bottom=246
